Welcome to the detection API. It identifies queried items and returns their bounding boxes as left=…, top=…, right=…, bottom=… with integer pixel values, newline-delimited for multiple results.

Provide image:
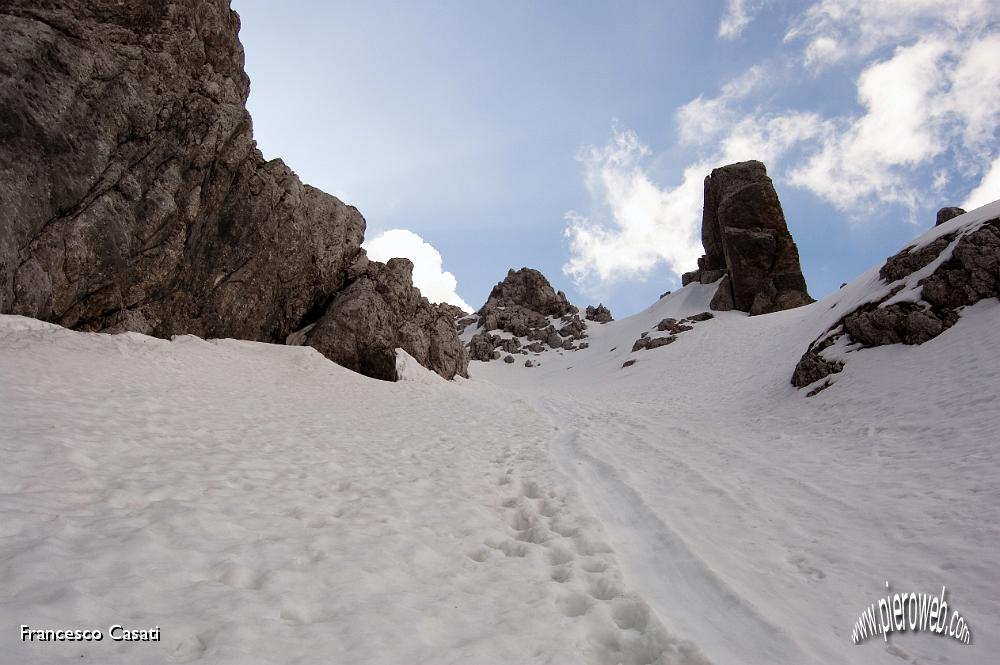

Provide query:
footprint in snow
left=788, top=553, right=826, bottom=581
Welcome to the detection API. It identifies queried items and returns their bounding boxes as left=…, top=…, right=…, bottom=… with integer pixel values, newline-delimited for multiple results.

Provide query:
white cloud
left=788, top=39, right=948, bottom=213
left=788, top=35, right=1000, bottom=214
left=677, top=65, right=828, bottom=162
left=962, top=154, right=1000, bottom=210
left=932, top=169, right=948, bottom=192
left=786, top=0, right=1000, bottom=67
left=717, top=112, right=828, bottom=165
left=363, top=229, right=472, bottom=311
left=676, top=97, right=731, bottom=146
left=562, top=129, right=706, bottom=286
left=676, top=66, right=766, bottom=144
left=944, top=34, right=1000, bottom=153
left=802, top=36, right=843, bottom=67
left=719, top=0, right=763, bottom=40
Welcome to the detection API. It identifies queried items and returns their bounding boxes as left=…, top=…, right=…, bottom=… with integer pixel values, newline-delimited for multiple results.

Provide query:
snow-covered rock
left=464, top=267, right=590, bottom=366
left=792, top=202, right=1000, bottom=393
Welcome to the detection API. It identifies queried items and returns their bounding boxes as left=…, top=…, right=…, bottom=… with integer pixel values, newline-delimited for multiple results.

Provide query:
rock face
left=936, top=207, right=966, bottom=226
left=305, top=259, right=468, bottom=381
left=436, top=303, right=470, bottom=334
left=683, top=161, right=812, bottom=315
left=467, top=332, right=496, bottom=362
left=791, top=217, right=1000, bottom=394
left=480, top=268, right=575, bottom=319
left=467, top=268, right=588, bottom=362
left=848, top=221, right=1000, bottom=345
left=0, top=0, right=467, bottom=380
left=584, top=304, right=613, bottom=323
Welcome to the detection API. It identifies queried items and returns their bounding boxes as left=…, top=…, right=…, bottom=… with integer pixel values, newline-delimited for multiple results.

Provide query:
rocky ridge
left=792, top=211, right=1000, bottom=395
left=0, top=0, right=466, bottom=381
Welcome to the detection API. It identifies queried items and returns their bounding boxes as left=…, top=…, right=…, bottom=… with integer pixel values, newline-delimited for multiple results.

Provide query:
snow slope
left=474, top=203, right=1000, bottom=664
left=2, top=204, right=998, bottom=664
left=0, top=318, right=707, bottom=665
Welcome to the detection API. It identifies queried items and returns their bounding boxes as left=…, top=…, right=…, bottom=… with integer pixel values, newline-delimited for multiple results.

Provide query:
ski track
left=541, top=401, right=804, bottom=664
left=472, top=290, right=999, bottom=665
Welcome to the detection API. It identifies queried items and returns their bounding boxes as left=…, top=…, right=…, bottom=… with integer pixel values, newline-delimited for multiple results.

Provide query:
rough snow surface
left=2, top=205, right=998, bottom=665
left=0, top=317, right=706, bottom=665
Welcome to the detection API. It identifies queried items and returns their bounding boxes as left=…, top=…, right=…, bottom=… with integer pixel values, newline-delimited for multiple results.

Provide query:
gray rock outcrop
left=0, top=0, right=467, bottom=380
left=936, top=207, right=966, bottom=226
left=467, top=268, right=588, bottom=362
left=480, top=268, right=576, bottom=319
left=305, top=259, right=469, bottom=381
left=792, top=217, right=1000, bottom=394
left=682, top=161, right=812, bottom=315
left=656, top=318, right=693, bottom=334
left=628, top=311, right=713, bottom=355
left=632, top=336, right=675, bottom=352
left=437, top=303, right=471, bottom=334
left=468, top=332, right=497, bottom=362
left=584, top=304, right=613, bottom=323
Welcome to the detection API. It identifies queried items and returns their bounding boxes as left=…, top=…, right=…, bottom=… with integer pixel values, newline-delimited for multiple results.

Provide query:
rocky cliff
left=0, top=0, right=467, bottom=380
left=682, top=160, right=813, bottom=315
left=305, top=258, right=468, bottom=380
left=792, top=211, right=1000, bottom=394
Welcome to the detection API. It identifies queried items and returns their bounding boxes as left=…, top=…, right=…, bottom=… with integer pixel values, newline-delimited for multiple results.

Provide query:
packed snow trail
left=475, top=285, right=1000, bottom=665
left=540, top=397, right=806, bottom=664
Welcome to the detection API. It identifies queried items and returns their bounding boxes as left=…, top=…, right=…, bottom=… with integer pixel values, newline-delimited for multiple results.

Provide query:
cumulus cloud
left=785, top=0, right=1000, bottom=68
left=717, top=111, right=828, bottom=165
left=719, top=0, right=763, bottom=40
left=788, top=34, right=1000, bottom=214
left=779, top=2, right=1000, bottom=214
left=363, top=229, right=472, bottom=311
left=562, top=128, right=706, bottom=286
left=676, top=66, right=766, bottom=144
left=962, top=154, right=1000, bottom=210
left=946, top=34, right=1000, bottom=153
left=677, top=64, right=829, bottom=163
left=788, top=39, right=949, bottom=213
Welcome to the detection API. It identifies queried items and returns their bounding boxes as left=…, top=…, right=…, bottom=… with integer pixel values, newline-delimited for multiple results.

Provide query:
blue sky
left=233, top=0, right=1000, bottom=316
